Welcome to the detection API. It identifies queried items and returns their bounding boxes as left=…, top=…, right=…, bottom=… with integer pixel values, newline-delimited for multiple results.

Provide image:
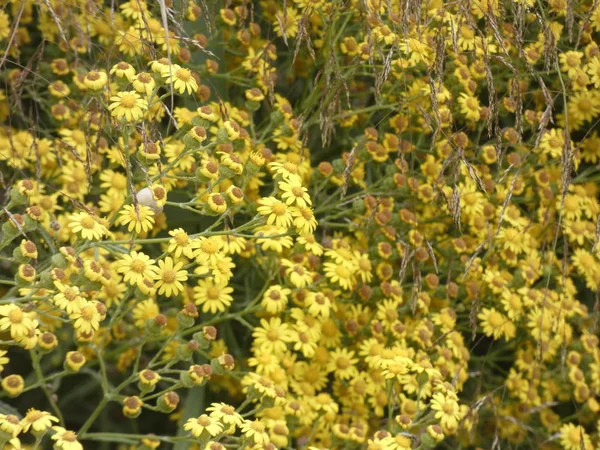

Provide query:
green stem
left=29, top=350, right=65, bottom=426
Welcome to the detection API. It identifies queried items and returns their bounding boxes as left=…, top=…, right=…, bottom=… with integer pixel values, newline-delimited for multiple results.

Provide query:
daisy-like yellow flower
left=132, top=72, right=156, bottom=96
left=110, top=61, right=136, bottom=81
left=457, top=92, right=481, bottom=121
left=323, top=261, right=355, bottom=290
left=327, top=348, right=359, bottom=380
left=132, top=299, right=159, bottom=328
left=206, top=402, right=244, bottom=430
left=116, top=251, right=158, bottom=286
left=68, top=212, right=109, bottom=241
left=183, top=414, right=223, bottom=437
left=0, top=305, right=37, bottom=339
left=291, top=206, right=318, bottom=234
left=278, top=174, right=311, bottom=207
left=240, top=419, right=270, bottom=445
left=53, top=282, right=84, bottom=314
left=429, top=392, right=461, bottom=432
left=261, top=285, right=291, bottom=314
left=20, top=408, right=59, bottom=434
left=257, top=196, right=293, bottom=228
left=252, top=317, right=293, bottom=355
left=109, top=91, right=147, bottom=122
left=120, top=0, right=149, bottom=20
left=478, top=307, right=515, bottom=341
left=194, top=236, right=224, bottom=268
left=69, top=301, right=102, bottom=334
left=153, top=257, right=188, bottom=297
left=168, top=228, right=196, bottom=258
left=297, top=234, right=323, bottom=255
left=162, top=64, right=198, bottom=95
left=118, top=204, right=155, bottom=234
left=193, top=278, right=234, bottom=313
left=559, top=423, right=593, bottom=450
left=51, top=426, right=83, bottom=450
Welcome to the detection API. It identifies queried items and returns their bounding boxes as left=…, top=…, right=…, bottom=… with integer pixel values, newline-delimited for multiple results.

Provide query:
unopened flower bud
left=157, top=391, right=179, bottom=412
left=123, top=396, right=143, bottom=418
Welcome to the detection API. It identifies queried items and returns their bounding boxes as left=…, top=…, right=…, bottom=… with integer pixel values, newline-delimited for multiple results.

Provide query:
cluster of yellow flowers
left=0, top=0, right=599, bottom=449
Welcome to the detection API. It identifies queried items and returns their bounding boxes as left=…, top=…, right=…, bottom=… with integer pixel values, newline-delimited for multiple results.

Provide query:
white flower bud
left=136, top=187, right=163, bottom=214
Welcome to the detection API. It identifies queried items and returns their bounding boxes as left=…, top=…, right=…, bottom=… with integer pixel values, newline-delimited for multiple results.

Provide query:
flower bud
left=38, top=332, right=58, bottom=352
left=177, top=304, right=198, bottom=329
left=1, top=375, right=24, bottom=397
left=157, top=391, right=180, bottom=412
left=146, top=314, right=167, bottom=337
left=138, top=369, right=161, bottom=393
left=64, top=351, right=86, bottom=372
left=123, top=396, right=143, bottom=418
left=176, top=340, right=200, bottom=361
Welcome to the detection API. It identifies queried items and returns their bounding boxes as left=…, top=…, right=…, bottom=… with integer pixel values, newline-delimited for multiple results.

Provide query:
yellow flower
left=305, top=291, right=332, bottom=318
left=207, top=193, right=228, bottom=213
left=1, top=375, right=24, bottom=397
left=162, top=65, right=198, bottom=95
left=21, top=408, right=59, bottom=434
left=48, top=81, right=70, bottom=98
left=206, top=402, right=243, bottom=429
left=132, top=299, right=159, bottom=328
left=65, top=351, right=86, bottom=372
left=559, top=423, right=593, bottom=450
left=118, top=205, right=155, bottom=234
left=291, top=206, right=318, bottom=234
left=478, top=307, right=515, bottom=340
left=0, top=305, right=36, bottom=339
left=132, top=72, right=156, bottom=96
left=109, top=91, right=147, bottom=122
left=278, top=175, right=311, bottom=207
left=457, top=92, right=481, bottom=121
left=255, top=225, right=294, bottom=253
left=281, top=259, right=314, bottom=288
left=245, top=88, right=265, bottom=102
left=261, top=285, right=291, bottom=314
left=297, top=234, right=323, bottom=256
left=69, top=301, right=102, bottom=334
left=273, top=7, right=299, bottom=38
left=83, top=70, right=108, bottom=90
left=110, top=61, right=136, bottom=81
left=194, top=236, right=224, bottom=267
left=0, top=350, right=9, bottom=373
left=138, top=369, right=161, bottom=388
left=252, top=317, right=293, bottom=355
left=153, top=257, right=188, bottom=297
left=120, top=0, right=149, bottom=20
left=168, top=228, right=195, bottom=258
left=122, top=396, right=143, bottom=418
left=327, top=348, right=359, bottom=380
left=429, top=392, right=461, bottom=432
left=257, top=196, right=293, bottom=228
left=183, top=414, right=223, bottom=437
left=68, top=212, right=109, bottom=241
left=116, top=251, right=158, bottom=286
left=496, top=227, right=530, bottom=254
left=193, top=278, right=233, bottom=313
left=240, top=419, right=270, bottom=445
left=323, top=262, right=355, bottom=290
